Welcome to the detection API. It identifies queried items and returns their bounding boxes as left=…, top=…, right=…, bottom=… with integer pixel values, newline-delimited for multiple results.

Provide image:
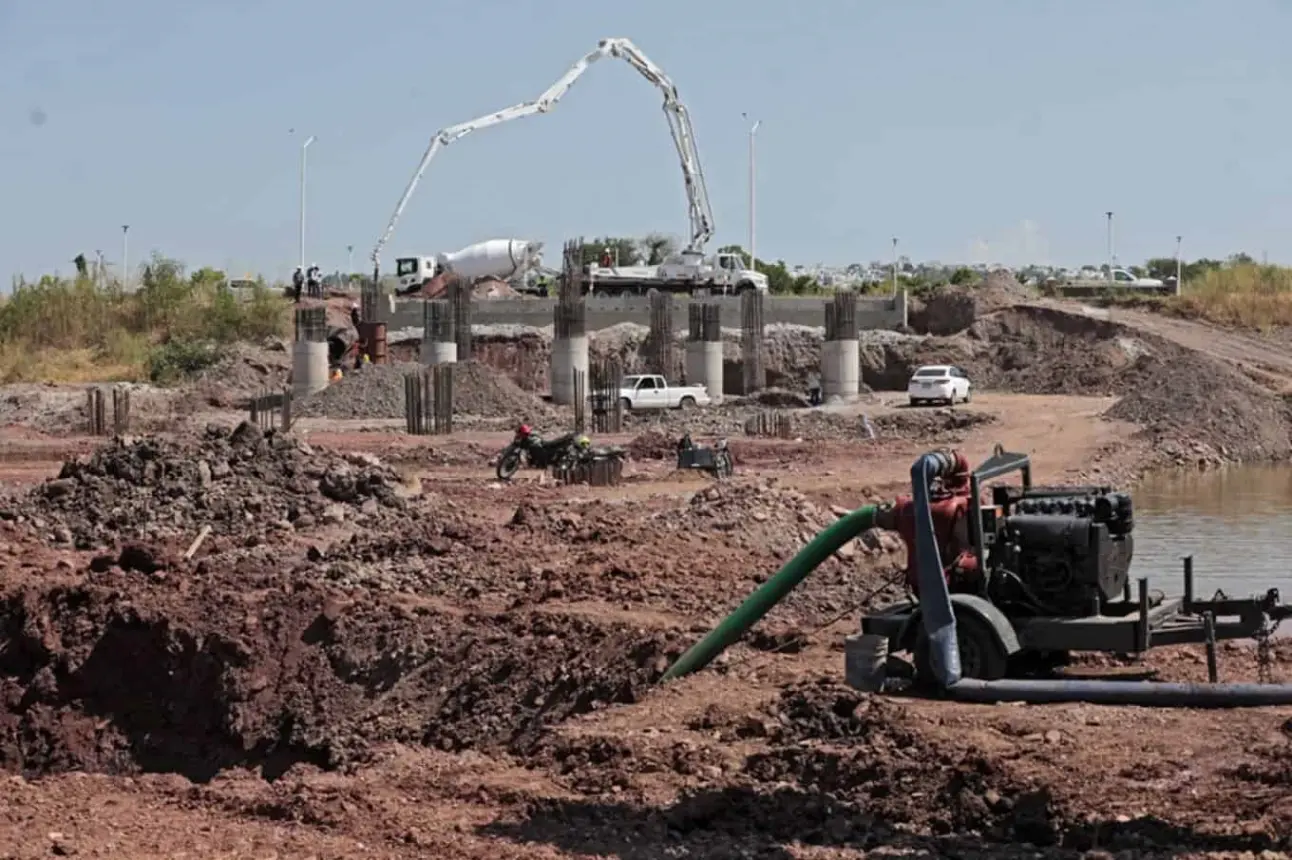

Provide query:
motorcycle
left=496, top=430, right=578, bottom=481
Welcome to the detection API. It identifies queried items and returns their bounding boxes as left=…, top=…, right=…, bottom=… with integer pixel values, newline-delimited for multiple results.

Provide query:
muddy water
left=1133, top=465, right=1292, bottom=608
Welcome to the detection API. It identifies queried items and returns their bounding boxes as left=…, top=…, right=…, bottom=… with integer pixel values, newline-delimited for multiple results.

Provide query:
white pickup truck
left=618, top=374, right=712, bottom=411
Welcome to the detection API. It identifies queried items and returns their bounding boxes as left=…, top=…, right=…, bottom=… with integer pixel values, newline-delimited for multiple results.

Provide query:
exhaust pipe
left=909, top=451, right=1292, bottom=707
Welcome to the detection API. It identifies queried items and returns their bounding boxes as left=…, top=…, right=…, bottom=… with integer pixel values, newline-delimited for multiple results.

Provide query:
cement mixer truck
left=368, top=37, right=764, bottom=297
left=393, top=238, right=543, bottom=296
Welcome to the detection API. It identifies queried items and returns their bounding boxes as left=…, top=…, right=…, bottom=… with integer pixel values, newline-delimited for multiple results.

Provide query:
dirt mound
left=654, top=478, right=836, bottom=551
left=626, top=429, right=676, bottom=460
left=296, top=360, right=553, bottom=420
left=872, top=408, right=998, bottom=440
left=0, top=579, right=684, bottom=779
left=1106, top=351, right=1292, bottom=464
left=0, top=423, right=405, bottom=548
left=190, top=341, right=292, bottom=408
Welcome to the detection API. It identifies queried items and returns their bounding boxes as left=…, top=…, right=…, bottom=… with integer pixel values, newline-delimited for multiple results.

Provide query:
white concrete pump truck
left=367, top=37, right=768, bottom=298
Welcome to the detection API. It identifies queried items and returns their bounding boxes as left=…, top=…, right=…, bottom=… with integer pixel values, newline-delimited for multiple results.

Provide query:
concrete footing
left=551, top=335, right=589, bottom=406
left=420, top=340, right=457, bottom=365
left=685, top=340, right=724, bottom=404
left=291, top=341, right=330, bottom=397
left=823, top=339, right=860, bottom=401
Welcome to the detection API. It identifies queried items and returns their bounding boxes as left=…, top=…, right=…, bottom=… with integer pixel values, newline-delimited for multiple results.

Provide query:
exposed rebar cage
left=403, top=365, right=455, bottom=434
left=360, top=283, right=380, bottom=324
left=572, top=369, right=587, bottom=432
left=687, top=302, right=721, bottom=342
left=554, top=457, right=623, bottom=487
left=249, top=388, right=294, bottom=433
left=824, top=290, right=859, bottom=341
left=554, top=298, right=587, bottom=340
left=590, top=358, right=624, bottom=434
left=561, top=238, right=586, bottom=301
left=744, top=410, right=794, bottom=439
left=423, top=299, right=456, bottom=343
left=86, top=386, right=131, bottom=436
left=447, top=281, right=472, bottom=361
left=740, top=291, right=766, bottom=394
left=294, top=306, right=328, bottom=343
left=646, top=291, right=677, bottom=378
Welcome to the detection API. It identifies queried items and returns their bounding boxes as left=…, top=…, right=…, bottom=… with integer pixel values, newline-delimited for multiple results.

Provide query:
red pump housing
left=874, top=451, right=981, bottom=594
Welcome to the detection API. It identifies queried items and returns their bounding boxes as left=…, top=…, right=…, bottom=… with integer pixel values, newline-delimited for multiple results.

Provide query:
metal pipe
left=908, top=449, right=1292, bottom=707
left=662, top=505, right=878, bottom=681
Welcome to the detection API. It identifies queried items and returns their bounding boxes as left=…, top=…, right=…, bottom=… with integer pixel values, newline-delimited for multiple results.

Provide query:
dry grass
left=1170, top=264, right=1292, bottom=329
left=0, top=259, right=291, bottom=384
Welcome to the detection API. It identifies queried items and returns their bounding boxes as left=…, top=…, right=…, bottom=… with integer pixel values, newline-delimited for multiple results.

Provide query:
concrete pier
left=552, top=300, right=589, bottom=406
left=823, top=292, right=860, bottom=402
left=686, top=302, right=724, bottom=403
left=421, top=300, right=457, bottom=365
left=292, top=307, right=330, bottom=397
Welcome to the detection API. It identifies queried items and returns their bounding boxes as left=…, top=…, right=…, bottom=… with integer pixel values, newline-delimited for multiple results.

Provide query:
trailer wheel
left=913, top=612, right=1008, bottom=684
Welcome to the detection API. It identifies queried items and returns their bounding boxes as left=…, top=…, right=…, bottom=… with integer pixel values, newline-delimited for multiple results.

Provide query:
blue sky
left=1, top=0, right=1289, bottom=282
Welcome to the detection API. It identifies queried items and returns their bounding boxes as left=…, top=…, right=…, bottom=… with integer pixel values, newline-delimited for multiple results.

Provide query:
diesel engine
left=983, top=485, right=1135, bottom=618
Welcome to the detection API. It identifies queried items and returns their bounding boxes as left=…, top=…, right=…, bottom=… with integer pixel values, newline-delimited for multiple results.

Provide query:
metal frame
left=862, top=443, right=1292, bottom=659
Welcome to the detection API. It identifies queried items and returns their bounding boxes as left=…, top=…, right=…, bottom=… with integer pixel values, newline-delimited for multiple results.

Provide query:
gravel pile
left=1, top=422, right=407, bottom=547
left=296, top=360, right=554, bottom=421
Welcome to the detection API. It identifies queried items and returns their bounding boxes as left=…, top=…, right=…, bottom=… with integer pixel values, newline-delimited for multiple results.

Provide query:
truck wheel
left=679, top=395, right=696, bottom=410
left=736, top=281, right=755, bottom=294
left=619, top=397, right=633, bottom=412
left=913, top=612, right=1008, bottom=685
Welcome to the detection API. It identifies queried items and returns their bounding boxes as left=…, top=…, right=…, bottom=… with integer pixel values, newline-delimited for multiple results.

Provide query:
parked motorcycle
left=496, top=426, right=578, bottom=481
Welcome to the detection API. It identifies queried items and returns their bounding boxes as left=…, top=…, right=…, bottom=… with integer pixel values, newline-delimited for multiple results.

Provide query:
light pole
left=347, top=244, right=354, bottom=276
left=1175, top=235, right=1183, bottom=292
left=121, top=225, right=130, bottom=290
left=742, top=113, right=761, bottom=269
left=299, top=135, right=316, bottom=271
left=891, top=237, right=899, bottom=294
left=1105, top=211, right=1115, bottom=276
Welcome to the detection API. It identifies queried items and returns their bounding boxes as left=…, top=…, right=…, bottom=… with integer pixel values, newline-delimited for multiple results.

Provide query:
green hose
left=661, top=504, right=879, bottom=682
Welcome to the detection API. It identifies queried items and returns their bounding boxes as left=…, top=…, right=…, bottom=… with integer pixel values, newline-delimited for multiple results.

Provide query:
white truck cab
left=1109, top=268, right=1164, bottom=288
left=394, top=256, right=437, bottom=292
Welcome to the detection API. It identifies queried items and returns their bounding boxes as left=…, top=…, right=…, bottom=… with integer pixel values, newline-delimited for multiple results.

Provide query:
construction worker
left=349, top=301, right=361, bottom=330
left=807, top=371, right=822, bottom=406
left=599, top=247, right=613, bottom=268
left=292, top=266, right=305, bottom=303
left=306, top=263, right=322, bottom=298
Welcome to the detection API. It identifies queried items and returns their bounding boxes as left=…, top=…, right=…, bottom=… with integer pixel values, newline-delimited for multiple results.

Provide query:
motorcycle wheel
left=497, top=449, right=523, bottom=481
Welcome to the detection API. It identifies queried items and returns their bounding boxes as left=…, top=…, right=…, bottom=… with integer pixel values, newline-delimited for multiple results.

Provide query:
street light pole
left=891, top=237, right=899, bottom=295
left=742, top=114, right=761, bottom=269
left=299, top=135, right=316, bottom=271
left=1105, top=211, right=1115, bottom=275
left=121, top=225, right=130, bottom=291
left=1175, top=235, right=1183, bottom=292
left=347, top=244, right=354, bottom=275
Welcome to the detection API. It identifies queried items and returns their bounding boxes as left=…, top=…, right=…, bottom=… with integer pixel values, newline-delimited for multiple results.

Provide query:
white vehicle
left=907, top=365, right=972, bottom=407
left=1107, top=267, right=1164, bottom=288
left=367, top=38, right=737, bottom=296
left=586, top=250, right=767, bottom=296
left=618, top=374, right=711, bottom=410
left=394, top=239, right=542, bottom=294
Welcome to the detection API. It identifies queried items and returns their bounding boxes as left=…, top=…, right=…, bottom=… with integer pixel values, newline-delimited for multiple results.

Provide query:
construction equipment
left=664, top=443, right=1292, bottom=707
left=368, top=38, right=765, bottom=297
left=675, top=432, right=734, bottom=479
left=393, top=239, right=544, bottom=296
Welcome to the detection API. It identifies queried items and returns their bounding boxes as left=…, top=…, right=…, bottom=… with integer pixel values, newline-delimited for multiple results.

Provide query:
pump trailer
left=856, top=445, right=1292, bottom=686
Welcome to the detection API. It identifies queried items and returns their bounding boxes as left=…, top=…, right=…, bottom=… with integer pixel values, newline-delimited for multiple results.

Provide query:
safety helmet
left=350, top=301, right=359, bottom=310
left=577, top=435, right=591, bottom=448
left=517, top=424, right=532, bottom=437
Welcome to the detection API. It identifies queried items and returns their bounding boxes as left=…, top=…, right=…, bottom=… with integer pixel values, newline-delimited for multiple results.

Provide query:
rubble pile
left=3, top=422, right=405, bottom=547
left=655, top=478, right=836, bottom=552
left=296, top=360, right=555, bottom=421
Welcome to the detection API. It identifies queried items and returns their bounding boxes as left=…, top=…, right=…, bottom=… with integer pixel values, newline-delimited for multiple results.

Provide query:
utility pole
left=95, top=250, right=104, bottom=288
left=347, top=244, right=354, bottom=276
left=891, top=237, right=899, bottom=295
left=121, top=225, right=130, bottom=291
left=1175, top=235, right=1183, bottom=291
left=1105, top=211, right=1115, bottom=276
left=299, top=134, right=316, bottom=270
left=742, top=113, right=761, bottom=269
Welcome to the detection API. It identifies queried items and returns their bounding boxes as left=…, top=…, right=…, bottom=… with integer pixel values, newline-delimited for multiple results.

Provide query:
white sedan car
left=907, top=365, right=972, bottom=406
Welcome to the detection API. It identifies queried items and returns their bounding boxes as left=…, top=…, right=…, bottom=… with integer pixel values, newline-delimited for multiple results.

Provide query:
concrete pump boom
left=369, top=37, right=716, bottom=271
